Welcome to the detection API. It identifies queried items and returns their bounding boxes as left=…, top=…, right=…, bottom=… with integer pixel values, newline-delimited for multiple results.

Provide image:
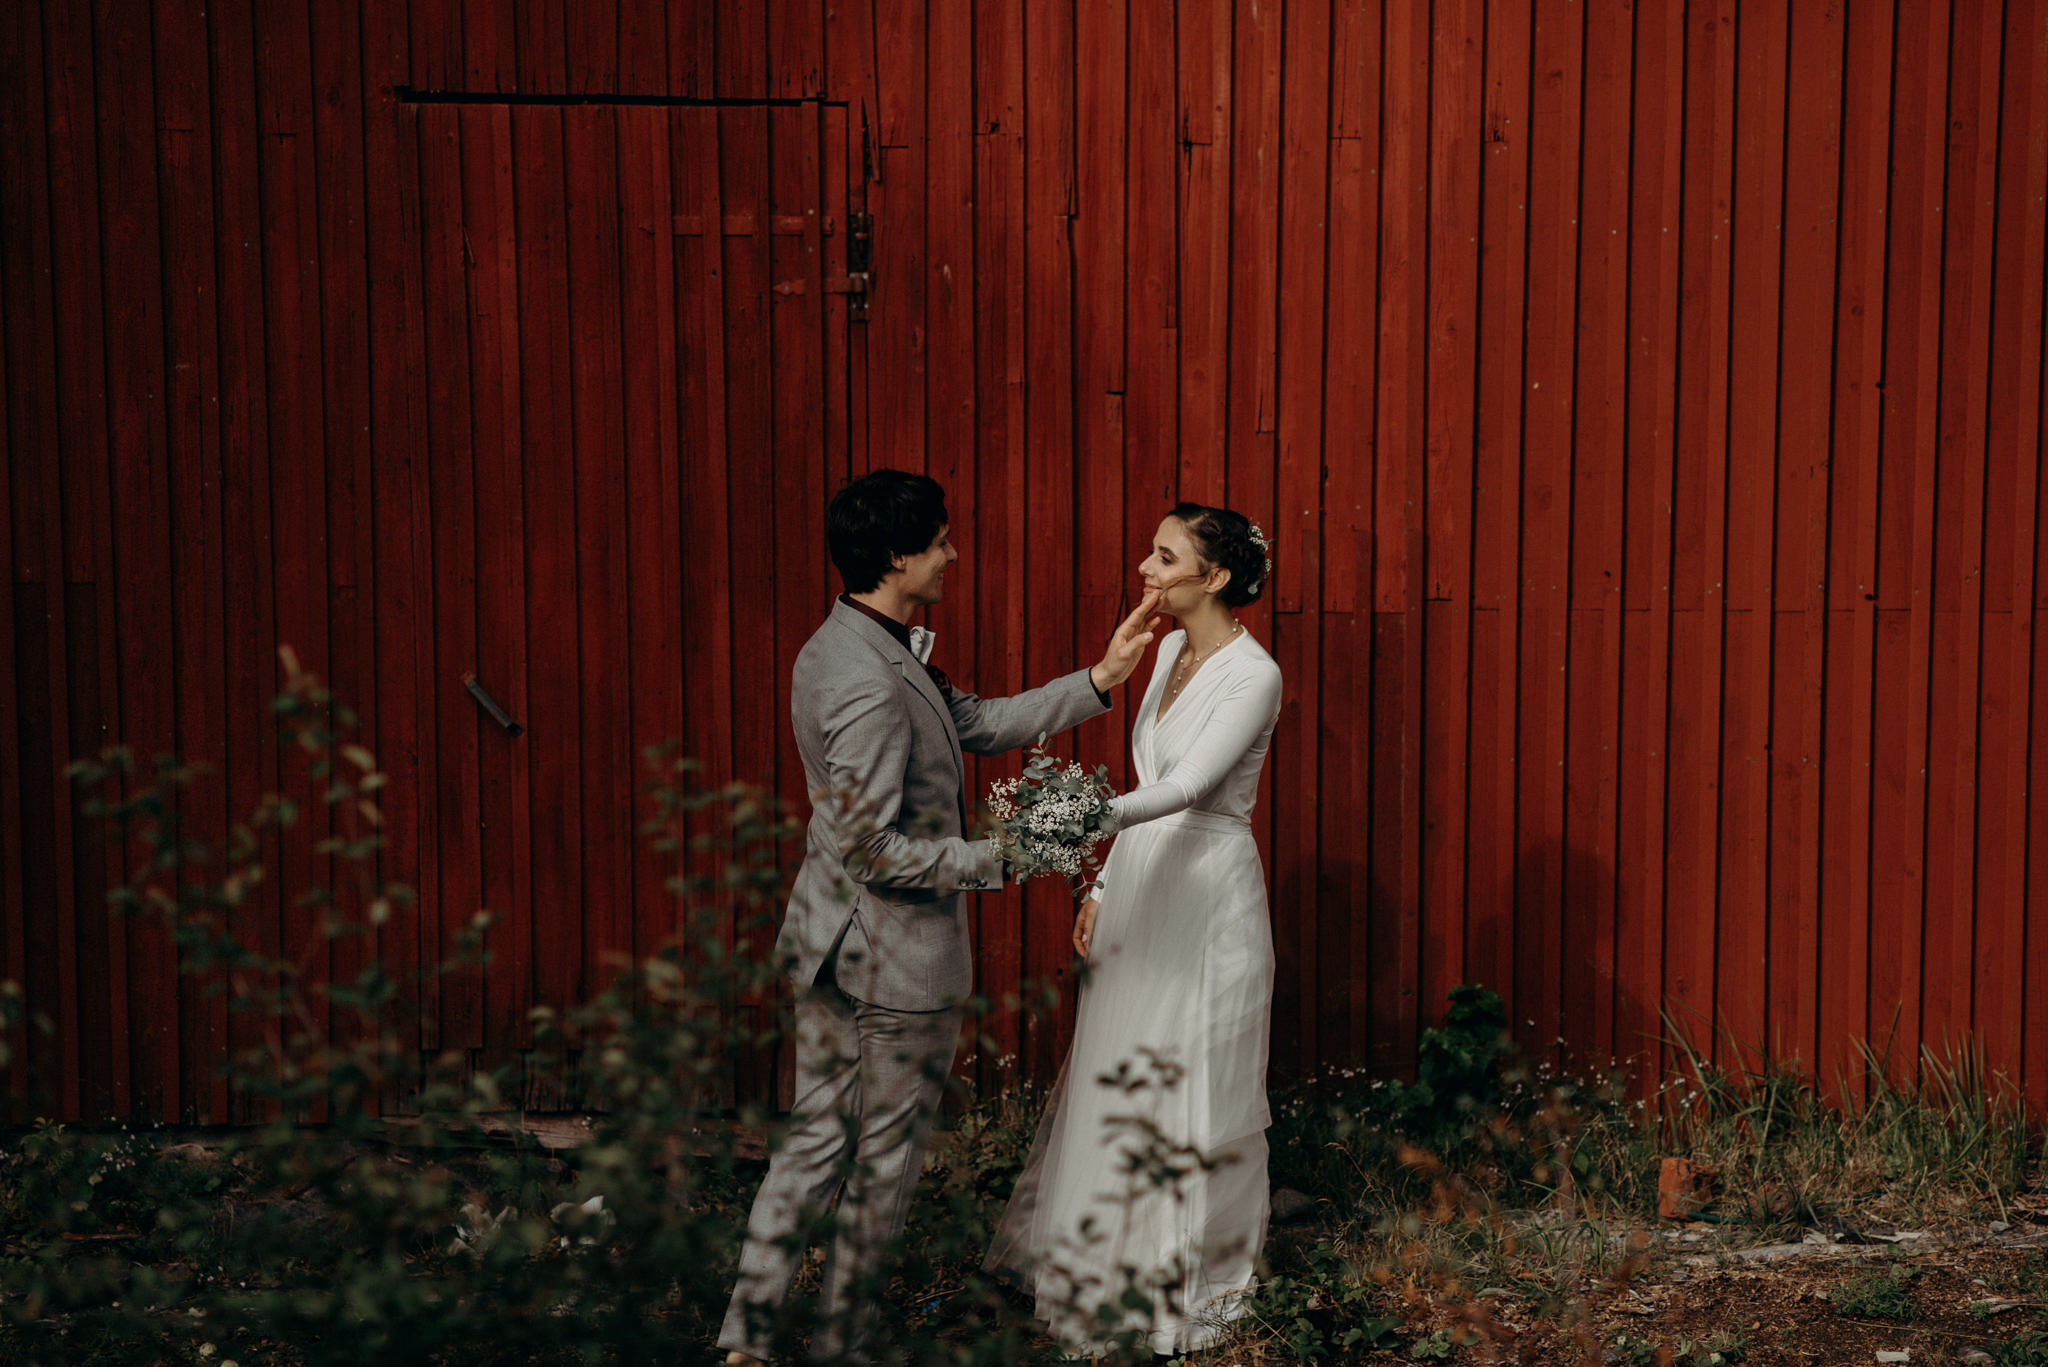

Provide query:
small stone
left=1875, top=1353, right=1910, bottom=1363
left=1960, top=1351, right=1996, bottom=1365
left=1732, top=1242, right=1814, bottom=1262
left=1270, top=1187, right=1318, bottom=1225
left=1989, top=1220, right=2011, bottom=1233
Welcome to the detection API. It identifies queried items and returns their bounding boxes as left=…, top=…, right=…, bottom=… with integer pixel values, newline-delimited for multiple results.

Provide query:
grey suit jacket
left=776, top=599, right=1111, bottom=1011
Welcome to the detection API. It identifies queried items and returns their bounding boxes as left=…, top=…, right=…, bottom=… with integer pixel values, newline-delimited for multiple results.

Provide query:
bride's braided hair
left=1168, top=502, right=1272, bottom=607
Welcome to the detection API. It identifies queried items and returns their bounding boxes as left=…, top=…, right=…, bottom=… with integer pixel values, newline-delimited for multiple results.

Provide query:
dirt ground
left=1424, top=1222, right=2048, bottom=1366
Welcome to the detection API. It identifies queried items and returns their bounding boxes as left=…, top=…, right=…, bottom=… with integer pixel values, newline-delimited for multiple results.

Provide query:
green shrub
left=2000, top=1330, right=2048, bottom=1367
left=1246, top=1241, right=1402, bottom=1361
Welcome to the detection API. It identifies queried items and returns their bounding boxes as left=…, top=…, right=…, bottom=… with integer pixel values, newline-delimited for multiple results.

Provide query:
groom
left=719, top=469, right=1158, bottom=1364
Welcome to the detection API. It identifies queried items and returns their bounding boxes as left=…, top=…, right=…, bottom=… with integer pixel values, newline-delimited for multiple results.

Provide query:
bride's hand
left=1089, top=590, right=1163, bottom=693
left=1072, top=896, right=1099, bottom=958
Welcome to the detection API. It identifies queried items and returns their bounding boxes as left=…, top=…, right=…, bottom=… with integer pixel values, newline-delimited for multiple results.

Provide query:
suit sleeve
left=817, top=669, right=1004, bottom=893
left=949, top=667, right=1112, bottom=756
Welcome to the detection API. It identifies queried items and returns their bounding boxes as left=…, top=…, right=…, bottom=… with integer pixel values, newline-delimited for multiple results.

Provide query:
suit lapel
left=830, top=602, right=967, bottom=789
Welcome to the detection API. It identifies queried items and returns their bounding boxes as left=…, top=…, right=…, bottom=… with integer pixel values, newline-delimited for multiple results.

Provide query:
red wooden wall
left=4, top=0, right=2046, bottom=1124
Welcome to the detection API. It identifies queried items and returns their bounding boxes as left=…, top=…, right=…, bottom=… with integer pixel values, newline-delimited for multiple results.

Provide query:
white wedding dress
left=985, top=627, right=1282, bottom=1356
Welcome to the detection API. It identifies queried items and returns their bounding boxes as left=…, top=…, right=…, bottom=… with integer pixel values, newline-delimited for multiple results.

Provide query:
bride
left=986, top=502, right=1283, bottom=1357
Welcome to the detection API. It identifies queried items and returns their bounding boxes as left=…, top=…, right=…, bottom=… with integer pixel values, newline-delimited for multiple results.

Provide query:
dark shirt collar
left=839, top=594, right=916, bottom=654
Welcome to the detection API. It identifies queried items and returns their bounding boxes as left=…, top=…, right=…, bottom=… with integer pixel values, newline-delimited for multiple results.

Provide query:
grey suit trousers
left=717, top=974, right=963, bottom=1362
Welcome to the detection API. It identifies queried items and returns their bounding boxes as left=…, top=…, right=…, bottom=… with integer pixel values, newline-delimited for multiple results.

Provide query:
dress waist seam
left=1151, top=808, right=1252, bottom=835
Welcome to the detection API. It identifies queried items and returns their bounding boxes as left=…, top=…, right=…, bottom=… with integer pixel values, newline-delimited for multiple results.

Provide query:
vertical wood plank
left=362, top=0, right=431, bottom=1073
left=1176, top=0, right=1230, bottom=505
left=0, top=245, right=24, bottom=1112
left=1566, top=0, right=1630, bottom=1063
left=1468, top=0, right=1530, bottom=1024
left=1125, top=0, right=1179, bottom=566
left=1768, top=0, right=1846, bottom=1080
left=1070, top=0, right=1131, bottom=1055
left=1819, top=0, right=1894, bottom=1099
left=419, top=103, right=484, bottom=1051
left=1665, top=0, right=1738, bottom=1069
left=768, top=102, right=828, bottom=1108
left=1419, top=0, right=1482, bottom=1036
left=1716, top=1, right=1789, bottom=1072
left=461, top=104, right=536, bottom=1054
left=1324, top=0, right=1381, bottom=1067
left=925, top=0, right=976, bottom=1009
left=1317, top=610, right=1367, bottom=1065
left=311, top=0, right=377, bottom=1109
left=154, top=0, right=229, bottom=1117
left=970, top=0, right=1029, bottom=1075
left=1, top=0, right=72, bottom=1115
left=99, top=0, right=179, bottom=1117
left=1616, top=0, right=1684, bottom=1089
left=1514, top=0, right=1585, bottom=1062
left=670, top=0, right=717, bottom=96
left=1927, top=0, right=2001, bottom=1070
left=673, top=105, right=739, bottom=1098
left=513, top=104, right=584, bottom=1029
left=1984, top=0, right=2048, bottom=1111
left=211, top=0, right=282, bottom=1120
left=1022, top=0, right=1078, bottom=1082
left=621, top=108, right=683, bottom=965
left=720, top=104, right=780, bottom=1103
left=870, top=0, right=926, bottom=472
left=564, top=108, right=634, bottom=1005
left=1876, top=0, right=1951, bottom=1077
left=1270, top=0, right=1331, bottom=1078
left=567, top=0, right=621, bottom=92
left=409, top=0, right=462, bottom=91
left=767, top=0, right=824, bottom=97
left=517, top=0, right=570, bottom=92
left=254, top=0, right=336, bottom=1108
left=1374, top=0, right=1426, bottom=1070
left=619, top=0, right=670, bottom=93
left=718, top=0, right=770, bottom=97
left=1224, top=0, right=1279, bottom=682
left=39, top=0, right=115, bottom=1122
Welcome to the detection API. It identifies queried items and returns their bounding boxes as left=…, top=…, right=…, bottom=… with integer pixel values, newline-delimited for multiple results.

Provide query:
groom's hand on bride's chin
left=1090, top=590, right=1164, bottom=691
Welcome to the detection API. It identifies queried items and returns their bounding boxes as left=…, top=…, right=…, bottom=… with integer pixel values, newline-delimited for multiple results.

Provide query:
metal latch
left=825, top=211, right=872, bottom=320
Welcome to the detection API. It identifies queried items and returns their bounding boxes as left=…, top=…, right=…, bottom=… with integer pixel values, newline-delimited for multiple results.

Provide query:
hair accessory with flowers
left=986, top=738, right=1117, bottom=895
left=1247, top=522, right=1273, bottom=589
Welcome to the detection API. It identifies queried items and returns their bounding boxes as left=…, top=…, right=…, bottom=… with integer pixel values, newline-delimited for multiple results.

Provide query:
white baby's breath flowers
left=986, top=739, right=1117, bottom=894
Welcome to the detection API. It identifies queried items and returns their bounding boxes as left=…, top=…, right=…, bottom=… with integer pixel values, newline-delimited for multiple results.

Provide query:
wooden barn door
left=407, top=100, right=856, bottom=1109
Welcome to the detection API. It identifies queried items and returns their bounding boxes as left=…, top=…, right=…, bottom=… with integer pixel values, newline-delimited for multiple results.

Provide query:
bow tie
left=908, top=626, right=935, bottom=664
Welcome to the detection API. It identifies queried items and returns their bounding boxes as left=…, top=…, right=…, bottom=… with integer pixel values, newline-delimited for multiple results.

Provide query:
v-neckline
left=1153, top=628, right=1238, bottom=726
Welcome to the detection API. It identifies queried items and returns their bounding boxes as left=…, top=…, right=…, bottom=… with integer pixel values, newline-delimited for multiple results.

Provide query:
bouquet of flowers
left=986, top=739, right=1117, bottom=892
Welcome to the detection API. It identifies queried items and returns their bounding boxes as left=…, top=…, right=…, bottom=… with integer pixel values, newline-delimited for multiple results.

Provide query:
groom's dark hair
left=827, top=469, right=950, bottom=593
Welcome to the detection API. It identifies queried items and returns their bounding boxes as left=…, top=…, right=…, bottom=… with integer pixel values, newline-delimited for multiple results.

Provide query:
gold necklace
left=1162, top=622, right=1242, bottom=707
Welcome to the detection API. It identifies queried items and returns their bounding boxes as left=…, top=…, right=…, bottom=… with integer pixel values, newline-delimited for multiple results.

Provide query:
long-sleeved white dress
left=985, top=627, right=1283, bottom=1356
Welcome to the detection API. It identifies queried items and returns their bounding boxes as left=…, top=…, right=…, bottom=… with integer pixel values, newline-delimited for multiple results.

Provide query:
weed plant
left=1832, top=1265, right=1922, bottom=1322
